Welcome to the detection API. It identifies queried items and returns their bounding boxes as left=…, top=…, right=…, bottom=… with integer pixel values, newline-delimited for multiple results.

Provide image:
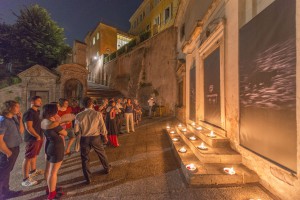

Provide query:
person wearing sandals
left=41, top=104, right=67, bottom=200
left=124, top=98, right=135, bottom=133
left=105, top=101, right=119, bottom=147
left=0, top=100, right=24, bottom=199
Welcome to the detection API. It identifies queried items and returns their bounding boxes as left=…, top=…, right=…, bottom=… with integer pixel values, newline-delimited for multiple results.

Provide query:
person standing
left=133, top=99, right=142, bottom=126
left=105, top=101, right=119, bottom=147
left=147, top=97, right=155, bottom=118
left=41, top=104, right=67, bottom=200
left=58, top=99, right=75, bottom=156
left=74, top=97, right=111, bottom=184
left=115, top=98, right=124, bottom=134
left=124, top=98, right=135, bottom=133
left=0, top=100, right=24, bottom=199
left=22, top=96, right=44, bottom=187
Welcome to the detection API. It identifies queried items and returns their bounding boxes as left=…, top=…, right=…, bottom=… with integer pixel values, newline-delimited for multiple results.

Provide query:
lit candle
left=186, top=163, right=196, bottom=171
left=208, top=131, right=216, bottom=138
left=170, top=130, right=175, bottom=134
left=224, top=167, right=236, bottom=175
left=179, top=147, right=187, bottom=153
left=191, top=122, right=196, bottom=126
left=189, top=136, right=197, bottom=141
left=178, top=123, right=182, bottom=128
left=172, top=138, right=179, bottom=142
left=166, top=125, right=170, bottom=130
left=196, top=126, right=202, bottom=131
left=197, top=142, right=208, bottom=150
left=182, top=128, right=187, bottom=132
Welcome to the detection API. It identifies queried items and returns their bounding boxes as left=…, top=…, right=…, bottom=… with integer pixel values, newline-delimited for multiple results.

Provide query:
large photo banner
left=204, top=48, right=221, bottom=127
left=239, top=0, right=296, bottom=171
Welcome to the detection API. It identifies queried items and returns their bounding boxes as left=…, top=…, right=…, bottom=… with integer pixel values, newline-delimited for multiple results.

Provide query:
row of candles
left=166, top=123, right=235, bottom=175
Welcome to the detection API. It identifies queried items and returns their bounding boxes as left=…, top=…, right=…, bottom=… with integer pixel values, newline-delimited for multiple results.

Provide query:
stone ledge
left=165, top=124, right=259, bottom=186
left=174, top=126, right=242, bottom=164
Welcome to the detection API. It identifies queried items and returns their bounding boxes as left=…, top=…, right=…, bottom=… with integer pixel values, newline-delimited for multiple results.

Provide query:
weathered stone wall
left=104, top=27, right=177, bottom=113
left=0, top=83, right=26, bottom=112
left=178, top=0, right=300, bottom=199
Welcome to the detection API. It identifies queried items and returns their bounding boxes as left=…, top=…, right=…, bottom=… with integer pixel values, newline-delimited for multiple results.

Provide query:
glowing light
left=186, top=163, right=196, bottom=171
left=224, top=167, right=236, bottom=175
left=196, top=126, right=203, bottom=131
left=181, top=128, right=187, bottom=132
left=189, top=136, right=197, bottom=141
left=191, top=122, right=196, bottom=126
left=170, top=130, right=175, bottom=134
left=178, top=123, right=183, bottom=128
left=197, top=142, right=208, bottom=150
left=179, top=147, right=187, bottom=153
left=207, top=131, right=216, bottom=138
left=166, top=126, right=170, bottom=130
left=172, top=138, right=179, bottom=142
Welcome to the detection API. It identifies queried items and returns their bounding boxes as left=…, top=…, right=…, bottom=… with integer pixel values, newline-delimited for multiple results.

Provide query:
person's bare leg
left=48, top=162, right=62, bottom=192
left=44, top=159, right=50, bottom=184
left=30, top=156, right=37, bottom=171
left=22, top=158, right=31, bottom=179
left=65, top=137, right=75, bottom=154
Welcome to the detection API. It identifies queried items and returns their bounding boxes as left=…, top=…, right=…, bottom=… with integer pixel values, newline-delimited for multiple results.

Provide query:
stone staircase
left=165, top=120, right=259, bottom=186
left=87, top=82, right=123, bottom=99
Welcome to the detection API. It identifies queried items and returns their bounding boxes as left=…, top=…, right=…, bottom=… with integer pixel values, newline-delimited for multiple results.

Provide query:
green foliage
left=140, top=31, right=151, bottom=42
left=0, top=76, right=22, bottom=89
left=0, top=5, right=71, bottom=69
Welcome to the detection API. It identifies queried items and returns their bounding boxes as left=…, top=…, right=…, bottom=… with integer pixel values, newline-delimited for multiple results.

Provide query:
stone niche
left=56, top=63, right=88, bottom=101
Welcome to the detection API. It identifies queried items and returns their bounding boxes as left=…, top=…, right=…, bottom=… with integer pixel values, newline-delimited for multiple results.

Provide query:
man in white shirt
left=74, top=97, right=111, bottom=184
left=147, top=97, right=155, bottom=117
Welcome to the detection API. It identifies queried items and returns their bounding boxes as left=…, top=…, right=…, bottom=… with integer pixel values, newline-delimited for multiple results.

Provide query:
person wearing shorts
left=22, top=96, right=44, bottom=187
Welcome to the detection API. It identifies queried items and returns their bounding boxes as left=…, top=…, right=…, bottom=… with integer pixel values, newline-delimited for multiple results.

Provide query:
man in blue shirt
left=0, top=100, right=24, bottom=199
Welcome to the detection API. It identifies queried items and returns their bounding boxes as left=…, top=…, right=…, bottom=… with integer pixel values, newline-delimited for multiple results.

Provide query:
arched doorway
left=64, top=79, right=83, bottom=100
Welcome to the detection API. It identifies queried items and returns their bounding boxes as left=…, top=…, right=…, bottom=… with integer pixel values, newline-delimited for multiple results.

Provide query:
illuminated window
left=93, top=37, right=95, bottom=45
left=97, top=32, right=99, bottom=40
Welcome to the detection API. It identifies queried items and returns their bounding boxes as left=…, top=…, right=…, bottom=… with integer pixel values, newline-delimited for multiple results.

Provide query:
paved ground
left=9, top=117, right=275, bottom=200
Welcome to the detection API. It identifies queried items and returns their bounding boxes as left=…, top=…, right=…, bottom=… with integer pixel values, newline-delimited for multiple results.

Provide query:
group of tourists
left=0, top=95, right=143, bottom=200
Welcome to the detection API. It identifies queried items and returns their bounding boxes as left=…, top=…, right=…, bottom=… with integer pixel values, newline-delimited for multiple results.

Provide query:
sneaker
left=29, top=169, right=44, bottom=178
left=21, top=177, right=38, bottom=187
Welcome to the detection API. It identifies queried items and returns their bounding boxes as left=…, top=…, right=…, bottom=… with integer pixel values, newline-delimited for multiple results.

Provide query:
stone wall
left=177, top=0, right=300, bottom=199
left=104, top=27, right=178, bottom=113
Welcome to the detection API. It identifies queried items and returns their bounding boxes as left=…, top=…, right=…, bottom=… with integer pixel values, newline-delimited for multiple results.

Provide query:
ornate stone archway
left=64, top=79, right=83, bottom=100
left=56, top=63, right=88, bottom=101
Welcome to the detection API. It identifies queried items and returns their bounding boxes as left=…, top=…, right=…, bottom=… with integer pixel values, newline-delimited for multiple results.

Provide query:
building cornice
left=182, top=0, right=222, bottom=53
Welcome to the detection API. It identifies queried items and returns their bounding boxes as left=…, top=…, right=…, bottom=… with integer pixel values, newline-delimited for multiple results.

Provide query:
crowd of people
left=0, top=95, right=144, bottom=200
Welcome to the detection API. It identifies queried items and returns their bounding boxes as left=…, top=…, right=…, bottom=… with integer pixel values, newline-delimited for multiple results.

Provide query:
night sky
left=0, top=0, right=143, bottom=45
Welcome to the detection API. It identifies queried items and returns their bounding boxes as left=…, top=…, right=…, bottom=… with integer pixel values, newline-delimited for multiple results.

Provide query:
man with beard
left=21, top=96, right=44, bottom=187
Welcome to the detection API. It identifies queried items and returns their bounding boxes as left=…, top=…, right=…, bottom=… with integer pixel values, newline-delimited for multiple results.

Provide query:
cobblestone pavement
left=9, top=117, right=275, bottom=200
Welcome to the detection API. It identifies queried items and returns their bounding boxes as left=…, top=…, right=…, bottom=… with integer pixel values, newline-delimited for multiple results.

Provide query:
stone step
left=185, top=124, right=230, bottom=148
left=173, top=126, right=242, bottom=164
left=166, top=129, right=259, bottom=186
